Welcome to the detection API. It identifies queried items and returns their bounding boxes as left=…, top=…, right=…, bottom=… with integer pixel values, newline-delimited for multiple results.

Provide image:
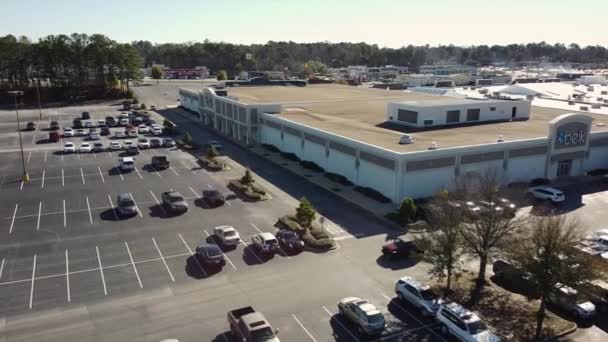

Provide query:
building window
left=466, top=108, right=480, bottom=121
left=424, top=120, right=434, bottom=125
left=490, top=107, right=496, bottom=111
left=397, top=109, right=418, bottom=124
left=446, top=110, right=460, bottom=123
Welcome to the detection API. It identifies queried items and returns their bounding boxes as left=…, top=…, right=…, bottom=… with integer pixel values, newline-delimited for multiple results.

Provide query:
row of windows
left=445, top=108, right=480, bottom=124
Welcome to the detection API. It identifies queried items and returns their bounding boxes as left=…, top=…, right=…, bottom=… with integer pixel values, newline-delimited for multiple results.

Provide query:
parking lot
left=0, top=104, right=457, bottom=342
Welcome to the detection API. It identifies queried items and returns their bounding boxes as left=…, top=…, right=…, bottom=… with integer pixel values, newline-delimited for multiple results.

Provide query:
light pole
left=8, top=91, right=29, bottom=181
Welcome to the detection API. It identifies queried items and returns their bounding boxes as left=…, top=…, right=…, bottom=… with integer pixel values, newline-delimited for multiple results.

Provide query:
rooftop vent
left=596, top=122, right=605, bottom=127
left=497, top=135, right=504, bottom=142
left=428, top=142, right=439, bottom=150
left=399, top=134, right=414, bottom=144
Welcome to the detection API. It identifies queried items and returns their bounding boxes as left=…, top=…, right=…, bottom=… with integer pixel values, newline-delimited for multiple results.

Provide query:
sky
left=2, top=0, right=607, bottom=47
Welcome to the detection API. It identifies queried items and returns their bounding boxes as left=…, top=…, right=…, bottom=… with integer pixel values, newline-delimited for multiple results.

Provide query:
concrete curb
left=542, top=323, right=577, bottom=341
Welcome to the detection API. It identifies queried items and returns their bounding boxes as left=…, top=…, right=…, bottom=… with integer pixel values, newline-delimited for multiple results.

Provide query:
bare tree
left=456, top=169, right=525, bottom=302
left=418, top=191, right=466, bottom=296
left=508, top=216, right=597, bottom=340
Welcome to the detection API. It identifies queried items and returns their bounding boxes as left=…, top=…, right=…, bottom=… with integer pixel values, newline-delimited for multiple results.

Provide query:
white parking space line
left=322, top=306, right=360, bottom=342
left=250, top=223, right=263, bottom=233
left=41, top=170, right=45, bottom=189
left=86, top=196, right=93, bottom=224
left=65, top=250, right=70, bottom=302
left=80, top=168, right=85, bottom=184
left=96, top=246, right=108, bottom=295
left=0, top=258, right=4, bottom=280
left=129, top=193, right=144, bottom=218
left=63, top=200, right=67, bottom=227
left=119, top=170, right=124, bottom=181
left=204, top=231, right=237, bottom=270
left=98, top=166, right=105, bottom=183
left=149, top=191, right=166, bottom=215
left=31, top=133, right=36, bottom=145
left=206, top=184, right=213, bottom=190
left=61, top=168, right=64, bottom=187
left=107, top=194, right=118, bottom=220
left=240, top=240, right=263, bottom=264
left=9, top=204, right=18, bottom=234
left=36, top=201, right=42, bottom=231
left=188, top=186, right=200, bottom=198
left=292, top=314, right=318, bottom=342
left=20, top=180, right=24, bottom=191
left=169, top=166, right=179, bottom=176
left=124, top=242, right=143, bottom=289
left=178, top=233, right=207, bottom=276
left=44, top=151, right=47, bottom=162
left=29, top=255, right=36, bottom=309
left=380, top=293, right=447, bottom=342
left=150, top=165, right=162, bottom=178
left=93, top=152, right=97, bottom=159
left=152, top=237, right=175, bottom=282
left=26, top=151, right=31, bottom=163
left=134, top=166, right=143, bottom=180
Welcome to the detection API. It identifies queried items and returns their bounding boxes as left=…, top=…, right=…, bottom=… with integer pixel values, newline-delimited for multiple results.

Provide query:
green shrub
left=278, top=215, right=306, bottom=234
left=301, top=231, right=335, bottom=250
left=398, top=198, right=417, bottom=223
left=295, top=197, right=316, bottom=227
left=132, top=98, right=139, bottom=104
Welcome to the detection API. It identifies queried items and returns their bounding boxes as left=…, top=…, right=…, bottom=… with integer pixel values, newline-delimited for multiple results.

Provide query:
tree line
left=132, top=40, right=608, bottom=76
left=0, top=34, right=142, bottom=106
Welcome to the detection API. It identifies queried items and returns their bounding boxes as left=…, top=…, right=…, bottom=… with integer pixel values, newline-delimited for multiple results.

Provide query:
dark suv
left=203, top=190, right=225, bottom=207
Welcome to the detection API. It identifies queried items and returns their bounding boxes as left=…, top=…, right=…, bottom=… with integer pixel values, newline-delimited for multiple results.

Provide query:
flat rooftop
left=224, top=84, right=608, bottom=153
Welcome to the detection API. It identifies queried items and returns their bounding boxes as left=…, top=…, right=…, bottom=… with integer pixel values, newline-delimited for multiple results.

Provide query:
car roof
left=117, top=193, right=130, bottom=200
left=259, top=232, right=276, bottom=240
left=121, top=157, right=134, bottom=162
left=216, top=225, right=235, bottom=232
left=534, top=186, right=562, bottom=193
left=199, top=243, right=221, bottom=252
left=442, top=302, right=481, bottom=324
left=398, top=276, right=431, bottom=291
left=358, top=302, right=381, bottom=316
left=65, top=142, right=74, bottom=145
left=165, top=191, right=182, bottom=197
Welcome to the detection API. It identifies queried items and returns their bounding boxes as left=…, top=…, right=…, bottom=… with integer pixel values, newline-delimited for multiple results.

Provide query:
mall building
left=179, top=84, right=608, bottom=203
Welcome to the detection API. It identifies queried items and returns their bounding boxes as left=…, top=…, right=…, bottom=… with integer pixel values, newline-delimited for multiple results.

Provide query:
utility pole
left=8, top=91, right=29, bottom=182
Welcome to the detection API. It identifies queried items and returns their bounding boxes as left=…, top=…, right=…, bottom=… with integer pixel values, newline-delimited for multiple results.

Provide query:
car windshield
left=205, top=246, right=222, bottom=257
left=467, top=321, right=488, bottom=335
left=367, top=313, right=384, bottom=323
left=120, top=199, right=135, bottom=206
left=224, top=230, right=236, bottom=237
left=283, top=231, right=298, bottom=239
left=169, top=195, right=184, bottom=202
left=265, top=238, right=278, bottom=245
left=420, top=289, right=437, bottom=301
left=250, top=327, right=276, bottom=342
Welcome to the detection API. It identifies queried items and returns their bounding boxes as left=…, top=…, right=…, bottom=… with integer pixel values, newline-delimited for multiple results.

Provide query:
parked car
left=276, top=230, right=304, bottom=252
left=63, top=127, right=74, bottom=137
left=72, top=118, right=82, bottom=128
left=109, top=141, right=121, bottom=151
left=76, top=128, right=87, bottom=136
left=151, top=155, right=169, bottom=169
left=227, top=306, right=280, bottom=342
left=203, top=189, right=225, bottom=206
left=79, top=142, right=92, bottom=153
left=195, top=243, right=225, bottom=267
left=137, top=138, right=150, bottom=149
left=150, top=138, right=163, bottom=148
left=100, top=127, right=110, bottom=136
left=138, top=124, right=149, bottom=134
left=548, top=284, right=596, bottom=320
left=89, top=131, right=100, bottom=140
left=116, top=193, right=137, bottom=217
left=395, top=276, right=442, bottom=316
left=528, top=186, right=565, bottom=203
left=161, top=191, right=188, bottom=214
left=50, top=121, right=60, bottom=130
left=123, top=140, right=133, bottom=149
left=152, top=127, right=163, bottom=136
left=25, top=122, right=36, bottom=131
left=164, top=138, right=176, bottom=147
left=251, top=233, right=279, bottom=254
left=120, top=118, right=130, bottom=126
left=115, top=131, right=127, bottom=139
left=63, top=142, right=75, bottom=153
left=105, top=116, right=117, bottom=127
left=126, top=145, right=140, bottom=155
left=81, top=111, right=90, bottom=120
left=492, top=259, right=534, bottom=292
left=119, top=157, right=135, bottom=172
left=337, top=297, right=386, bottom=336
left=381, top=237, right=421, bottom=259
left=97, top=119, right=105, bottom=127
left=436, top=302, right=500, bottom=342
left=92, top=142, right=105, bottom=152
left=127, top=129, right=138, bottom=138
left=49, top=131, right=60, bottom=142
left=213, top=225, right=240, bottom=246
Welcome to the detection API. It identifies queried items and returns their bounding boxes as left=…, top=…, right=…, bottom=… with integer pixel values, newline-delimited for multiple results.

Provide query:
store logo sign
left=555, top=122, right=588, bottom=149
left=558, top=130, right=586, bottom=145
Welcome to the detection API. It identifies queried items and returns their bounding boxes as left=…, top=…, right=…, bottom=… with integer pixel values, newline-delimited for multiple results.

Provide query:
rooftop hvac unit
left=596, top=122, right=606, bottom=127
left=428, top=142, right=439, bottom=150
left=497, top=135, right=504, bottom=142
left=399, top=134, right=415, bottom=144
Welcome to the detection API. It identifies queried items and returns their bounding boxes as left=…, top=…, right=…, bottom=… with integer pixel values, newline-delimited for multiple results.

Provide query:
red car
left=381, top=237, right=421, bottom=259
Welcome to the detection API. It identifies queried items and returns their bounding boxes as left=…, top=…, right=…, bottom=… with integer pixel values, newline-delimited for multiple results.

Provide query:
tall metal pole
left=10, top=91, right=28, bottom=181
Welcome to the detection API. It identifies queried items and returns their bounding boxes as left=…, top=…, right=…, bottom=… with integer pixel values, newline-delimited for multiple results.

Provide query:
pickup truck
left=151, top=155, right=169, bottom=169
left=227, top=306, right=279, bottom=342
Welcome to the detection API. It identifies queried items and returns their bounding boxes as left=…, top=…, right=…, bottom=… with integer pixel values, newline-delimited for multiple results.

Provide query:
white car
left=436, top=302, right=500, bottom=342
left=109, top=141, right=122, bottom=151
left=89, top=131, right=100, bottom=140
left=337, top=297, right=386, bottom=336
left=63, top=127, right=74, bottom=137
left=548, top=284, right=596, bottom=320
left=119, top=157, right=135, bottom=172
left=137, top=138, right=150, bottom=149
left=528, top=186, right=565, bottom=203
left=251, top=232, right=279, bottom=254
left=152, top=127, right=163, bottom=136
left=395, top=276, right=442, bottom=316
left=213, top=226, right=240, bottom=246
left=79, top=142, right=92, bottom=153
left=76, top=128, right=87, bottom=136
left=138, top=125, right=149, bottom=134
left=63, top=142, right=76, bottom=153
left=123, top=140, right=133, bottom=149
left=115, top=131, right=127, bottom=139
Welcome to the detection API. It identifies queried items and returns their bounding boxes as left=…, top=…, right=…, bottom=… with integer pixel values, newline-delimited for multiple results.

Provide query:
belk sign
left=554, top=121, right=589, bottom=149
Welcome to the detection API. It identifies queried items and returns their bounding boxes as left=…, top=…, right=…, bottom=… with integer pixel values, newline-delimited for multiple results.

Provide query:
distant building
left=165, top=67, right=209, bottom=79
left=395, top=74, right=451, bottom=87
left=419, top=64, right=475, bottom=75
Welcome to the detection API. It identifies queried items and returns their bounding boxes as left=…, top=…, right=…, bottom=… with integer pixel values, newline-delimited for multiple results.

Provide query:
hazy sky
left=2, top=0, right=607, bottom=47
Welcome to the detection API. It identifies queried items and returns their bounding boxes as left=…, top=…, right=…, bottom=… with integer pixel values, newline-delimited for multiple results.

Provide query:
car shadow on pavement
left=375, top=255, right=419, bottom=270
left=212, top=332, right=232, bottom=342
left=327, top=314, right=362, bottom=342
left=148, top=204, right=177, bottom=219
left=242, top=245, right=273, bottom=265
left=205, top=236, right=238, bottom=253
left=52, top=151, right=65, bottom=156
left=185, top=256, right=210, bottom=279
left=108, top=167, right=124, bottom=176
left=99, top=209, right=121, bottom=221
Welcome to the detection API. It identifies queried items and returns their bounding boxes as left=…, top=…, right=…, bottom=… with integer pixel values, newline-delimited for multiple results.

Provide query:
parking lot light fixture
left=8, top=90, right=29, bottom=181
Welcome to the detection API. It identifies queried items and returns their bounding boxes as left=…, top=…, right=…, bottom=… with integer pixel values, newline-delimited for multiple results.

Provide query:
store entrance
left=556, top=160, right=572, bottom=177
